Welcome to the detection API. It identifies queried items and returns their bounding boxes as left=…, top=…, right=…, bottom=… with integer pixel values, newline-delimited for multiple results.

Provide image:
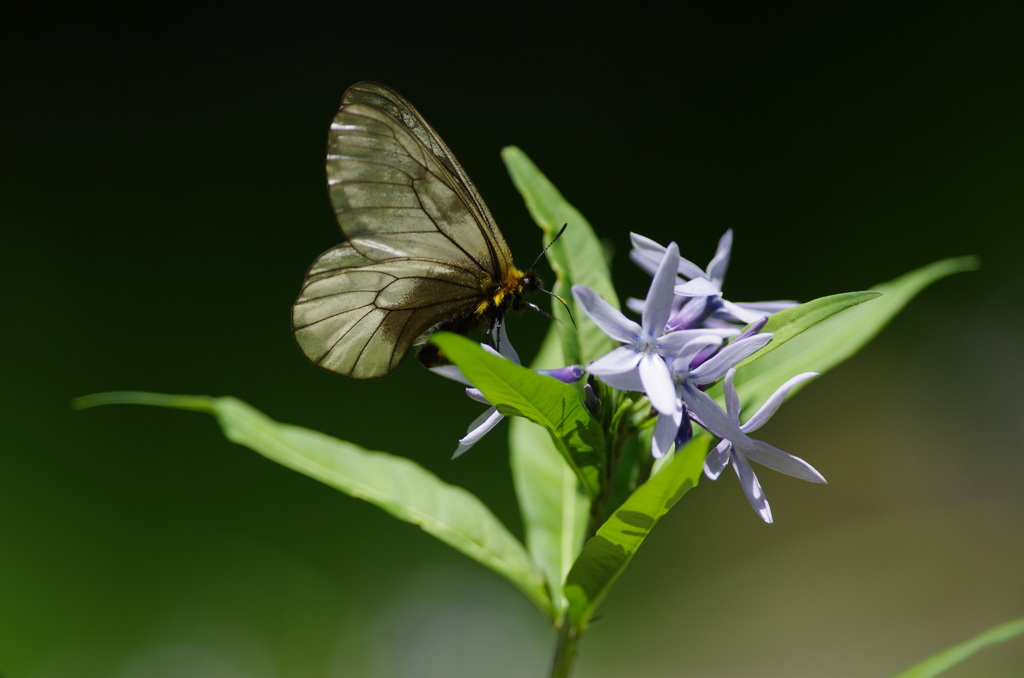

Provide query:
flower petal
left=675, top=278, right=721, bottom=297
left=733, top=300, right=798, bottom=315
left=453, top=407, right=505, bottom=458
left=492, top=322, right=520, bottom=363
left=625, top=297, right=646, bottom=315
left=573, top=285, right=641, bottom=343
left=743, top=440, right=826, bottom=483
left=690, top=332, right=773, bottom=385
left=639, top=353, right=677, bottom=414
left=629, top=248, right=661, bottom=277
left=666, top=296, right=711, bottom=332
left=705, top=229, right=733, bottom=285
left=629, top=232, right=667, bottom=263
left=656, top=330, right=726, bottom=358
left=587, top=345, right=642, bottom=375
left=589, top=369, right=646, bottom=393
left=716, top=299, right=771, bottom=324
left=722, top=368, right=742, bottom=419
left=675, top=256, right=707, bottom=281
left=587, top=347, right=645, bottom=391
left=464, top=387, right=490, bottom=405
left=744, top=372, right=818, bottom=431
left=703, top=440, right=731, bottom=480
left=682, top=381, right=755, bottom=447
left=430, top=364, right=470, bottom=386
left=642, top=242, right=682, bottom=335
left=732, top=453, right=773, bottom=523
left=630, top=232, right=706, bottom=280
left=652, top=409, right=682, bottom=459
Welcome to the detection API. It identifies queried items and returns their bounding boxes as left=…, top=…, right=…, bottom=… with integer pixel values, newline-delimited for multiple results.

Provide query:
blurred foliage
left=4, top=4, right=1023, bottom=677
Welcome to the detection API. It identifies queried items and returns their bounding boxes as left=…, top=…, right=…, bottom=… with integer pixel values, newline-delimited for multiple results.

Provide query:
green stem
left=549, top=615, right=583, bottom=678
left=549, top=387, right=639, bottom=676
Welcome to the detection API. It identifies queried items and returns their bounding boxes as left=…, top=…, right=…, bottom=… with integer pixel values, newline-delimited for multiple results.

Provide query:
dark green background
left=4, top=5, right=1023, bottom=677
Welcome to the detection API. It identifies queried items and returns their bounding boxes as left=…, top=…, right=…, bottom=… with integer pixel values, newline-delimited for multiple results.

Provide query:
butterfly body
left=292, top=82, right=535, bottom=379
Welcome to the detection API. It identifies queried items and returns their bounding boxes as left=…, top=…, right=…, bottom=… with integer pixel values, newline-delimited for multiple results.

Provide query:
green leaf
left=562, top=435, right=710, bottom=630
left=502, top=146, right=617, bottom=366
left=890, top=616, right=1024, bottom=678
left=431, top=333, right=605, bottom=500
left=718, top=256, right=979, bottom=413
left=509, top=326, right=591, bottom=612
left=749, top=291, right=881, bottom=361
left=72, top=391, right=554, bottom=619
left=703, top=290, right=878, bottom=408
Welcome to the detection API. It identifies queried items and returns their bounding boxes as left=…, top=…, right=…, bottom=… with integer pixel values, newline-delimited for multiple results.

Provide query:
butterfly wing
left=292, top=82, right=514, bottom=379
left=337, top=82, right=514, bottom=268
left=293, top=243, right=489, bottom=379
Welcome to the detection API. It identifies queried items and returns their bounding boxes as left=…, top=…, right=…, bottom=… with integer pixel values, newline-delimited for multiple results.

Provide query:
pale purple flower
left=572, top=241, right=733, bottom=416
left=651, top=330, right=774, bottom=458
left=630, top=231, right=796, bottom=325
left=702, top=368, right=826, bottom=522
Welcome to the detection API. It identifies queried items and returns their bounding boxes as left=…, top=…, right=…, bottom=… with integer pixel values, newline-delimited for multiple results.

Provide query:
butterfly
left=291, top=82, right=542, bottom=379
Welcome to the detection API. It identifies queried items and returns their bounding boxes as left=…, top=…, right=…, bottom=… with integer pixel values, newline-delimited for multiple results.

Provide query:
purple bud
left=688, top=343, right=720, bottom=369
left=675, top=412, right=693, bottom=448
left=584, top=380, right=601, bottom=416
left=735, top=315, right=769, bottom=341
left=538, top=365, right=586, bottom=383
left=666, top=296, right=710, bottom=332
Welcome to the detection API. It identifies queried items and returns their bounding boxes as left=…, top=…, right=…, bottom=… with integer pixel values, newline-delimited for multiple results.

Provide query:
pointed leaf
left=890, top=616, right=1024, bottom=678
left=715, top=256, right=979, bottom=413
left=73, top=391, right=554, bottom=618
left=509, top=326, right=591, bottom=612
left=563, top=435, right=710, bottom=629
left=432, top=333, right=605, bottom=499
left=502, top=146, right=617, bottom=366
left=701, top=291, right=876, bottom=406
left=751, top=291, right=880, bottom=359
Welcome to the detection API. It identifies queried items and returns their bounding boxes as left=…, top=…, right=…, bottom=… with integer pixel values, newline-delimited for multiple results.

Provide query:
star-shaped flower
left=572, top=241, right=733, bottom=415
left=702, top=368, right=826, bottom=522
left=630, top=231, right=796, bottom=325
left=650, top=328, right=774, bottom=458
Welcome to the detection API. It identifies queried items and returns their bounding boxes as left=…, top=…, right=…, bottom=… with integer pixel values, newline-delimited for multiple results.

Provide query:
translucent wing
left=292, top=82, right=517, bottom=379
left=293, top=243, right=487, bottom=379
left=326, top=82, right=513, bottom=273
left=337, top=82, right=513, bottom=268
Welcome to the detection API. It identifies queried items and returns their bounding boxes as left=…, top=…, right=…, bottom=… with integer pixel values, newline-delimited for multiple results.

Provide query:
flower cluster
left=572, top=232, right=825, bottom=522
left=439, top=231, right=826, bottom=522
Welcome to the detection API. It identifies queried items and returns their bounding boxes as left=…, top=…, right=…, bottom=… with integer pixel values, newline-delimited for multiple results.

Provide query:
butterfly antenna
left=529, top=223, right=569, bottom=271
left=528, top=223, right=576, bottom=328
left=539, top=289, right=576, bottom=328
